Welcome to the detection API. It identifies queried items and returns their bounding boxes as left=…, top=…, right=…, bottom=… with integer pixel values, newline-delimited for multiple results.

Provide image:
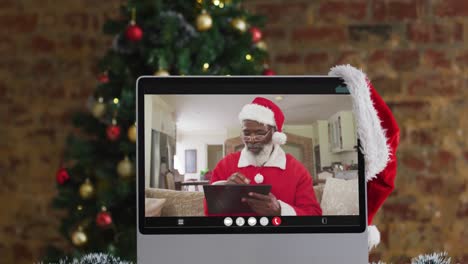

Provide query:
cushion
left=313, top=184, right=324, bottom=204
left=145, top=188, right=205, bottom=216
left=145, top=198, right=166, bottom=217
left=320, top=178, right=359, bottom=215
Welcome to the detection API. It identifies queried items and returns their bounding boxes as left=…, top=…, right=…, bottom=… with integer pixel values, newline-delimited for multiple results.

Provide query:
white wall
left=226, top=126, right=241, bottom=139
left=176, top=130, right=227, bottom=180
left=283, top=124, right=314, bottom=139
left=151, top=96, right=176, bottom=138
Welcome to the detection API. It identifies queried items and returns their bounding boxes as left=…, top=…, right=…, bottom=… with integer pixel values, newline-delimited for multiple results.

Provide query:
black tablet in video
left=204, top=184, right=272, bottom=214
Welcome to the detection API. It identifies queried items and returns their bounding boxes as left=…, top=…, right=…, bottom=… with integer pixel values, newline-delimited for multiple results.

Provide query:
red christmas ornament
left=250, top=27, right=262, bottom=43
left=56, top=168, right=70, bottom=185
left=96, top=209, right=113, bottom=228
left=107, top=124, right=121, bottom=141
left=263, top=69, right=276, bottom=76
left=125, top=23, right=143, bottom=42
left=98, top=73, right=109, bottom=83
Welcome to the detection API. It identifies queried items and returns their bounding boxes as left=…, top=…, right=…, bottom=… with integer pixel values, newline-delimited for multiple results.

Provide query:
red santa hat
left=329, top=65, right=400, bottom=251
left=238, top=97, right=287, bottom=145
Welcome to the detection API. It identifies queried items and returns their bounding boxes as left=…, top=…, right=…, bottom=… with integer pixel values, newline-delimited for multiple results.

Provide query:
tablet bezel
left=137, top=76, right=367, bottom=235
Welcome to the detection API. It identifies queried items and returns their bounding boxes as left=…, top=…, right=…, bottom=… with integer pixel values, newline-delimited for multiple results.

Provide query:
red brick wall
left=243, top=0, right=468, bottom=262
left=1, top=0, right=467, bottom=263
left=0, top=1, right=121, bottom=263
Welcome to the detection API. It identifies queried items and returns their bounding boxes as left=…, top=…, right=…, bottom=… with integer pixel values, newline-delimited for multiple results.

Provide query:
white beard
left=251, top=142, right=274, bottom=167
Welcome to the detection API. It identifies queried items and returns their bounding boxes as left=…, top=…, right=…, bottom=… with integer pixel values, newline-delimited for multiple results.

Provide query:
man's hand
left=227, top=172, right=250, bottom=184
left=242, top=192, right=281, bottom=216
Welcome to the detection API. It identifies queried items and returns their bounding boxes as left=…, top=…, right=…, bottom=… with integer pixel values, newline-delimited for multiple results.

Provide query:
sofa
left=145, top=177, right=358, bottom=217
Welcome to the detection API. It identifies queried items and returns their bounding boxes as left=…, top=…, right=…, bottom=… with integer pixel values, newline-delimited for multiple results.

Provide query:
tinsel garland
left=40, top=253, right=133, bottom=264
left=45, top=251, right=452, bottom=264
left=370, top=251, right=451, bottom=264
left=411, top=252, right=451, bottom=264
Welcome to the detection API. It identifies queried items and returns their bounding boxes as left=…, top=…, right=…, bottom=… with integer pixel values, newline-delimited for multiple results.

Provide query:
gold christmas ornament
left=231, top=18, right=247, bottom=32
left=154, top=69, right=170, bottom=76
left=79, top=178, right=94, bottom=200
left=117, top=156, right=134, bottom=178
left=196, top=10, right=213, bottom=31
left=128, top=123, right=137, bottom=143
left=71, top=226, right=87, bottom=246
left=91, top=97, right=106, bottom=118
left=256, top=41, right=268, bottom=51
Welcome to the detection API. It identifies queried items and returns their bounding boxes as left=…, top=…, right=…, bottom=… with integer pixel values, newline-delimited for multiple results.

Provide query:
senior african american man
left=204, top=97, right=322, bottom=216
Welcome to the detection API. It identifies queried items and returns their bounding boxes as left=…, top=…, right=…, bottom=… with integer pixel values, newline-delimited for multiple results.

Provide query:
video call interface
left=142, top=94, right=361, bottom=230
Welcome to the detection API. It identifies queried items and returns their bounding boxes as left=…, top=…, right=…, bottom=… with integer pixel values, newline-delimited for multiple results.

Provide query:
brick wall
left=243, top=0, right=468, bottom=262
left=1, top=0, right=467, bottom=263
left=0, top=1, right=121, bottom=263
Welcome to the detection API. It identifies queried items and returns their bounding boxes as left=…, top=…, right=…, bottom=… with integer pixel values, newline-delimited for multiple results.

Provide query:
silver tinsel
left=370, top=251, right=451, bottom=264
left=41, top=252, right=453, bottom=264
left=39, top=253, right=133, bottom=264
left=411, top=252, right=451, bottom=264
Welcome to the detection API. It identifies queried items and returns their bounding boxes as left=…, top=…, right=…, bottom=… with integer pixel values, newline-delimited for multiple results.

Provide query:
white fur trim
left=272, top=131, right=287, bottom=145
left=238, top=148, right=253, bottom=168
left=329, top=65, right=390, bottom=181
left=239, top=104, right=276, bottom=126
left=238, top=145, right=286, bottom=169
left=368, top=225, right=381, bottom=250
left=263, top=145, right=286, bottom=169
left=278, top=200, right=297, bottom=216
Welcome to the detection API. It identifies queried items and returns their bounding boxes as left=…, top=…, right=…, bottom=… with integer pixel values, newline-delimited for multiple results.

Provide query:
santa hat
left=329, top=65, right=400, bottom=251
left=238, top=97, right=287, bottom=145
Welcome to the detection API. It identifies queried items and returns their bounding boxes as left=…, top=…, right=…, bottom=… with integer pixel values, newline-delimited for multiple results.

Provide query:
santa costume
left=205, top=97, right=322, bottom=216
left=329, top=65, right=400, bottom=250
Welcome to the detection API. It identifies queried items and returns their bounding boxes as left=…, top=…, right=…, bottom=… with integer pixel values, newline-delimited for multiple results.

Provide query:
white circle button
left=235, top=217, right=245, bottom=226
left=259, top=217, right=269, bottom=226
left=248, top=217, right=257, bottom=226
left=224, top=217, right=233, bottom=227
left=254, top=173, right=264, bottom=183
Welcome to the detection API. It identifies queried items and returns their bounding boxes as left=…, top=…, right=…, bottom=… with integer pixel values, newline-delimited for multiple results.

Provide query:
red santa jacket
left=203, top=147, right=322, bottom=216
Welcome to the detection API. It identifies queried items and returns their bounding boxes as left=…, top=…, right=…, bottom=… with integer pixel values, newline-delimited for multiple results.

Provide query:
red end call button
left=272, top=216, right=282, bottom=226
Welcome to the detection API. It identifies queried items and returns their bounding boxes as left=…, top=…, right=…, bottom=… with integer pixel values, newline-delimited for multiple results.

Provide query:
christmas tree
left=46, top=0, right=271, bottom=262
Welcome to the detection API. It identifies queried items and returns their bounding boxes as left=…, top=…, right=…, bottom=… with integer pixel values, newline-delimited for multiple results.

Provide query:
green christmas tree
left=46, top=0, right=271, bottom=261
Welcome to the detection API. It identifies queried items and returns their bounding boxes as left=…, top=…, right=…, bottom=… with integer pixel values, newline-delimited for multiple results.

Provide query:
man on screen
left=204, top=97, right=322, bottom=216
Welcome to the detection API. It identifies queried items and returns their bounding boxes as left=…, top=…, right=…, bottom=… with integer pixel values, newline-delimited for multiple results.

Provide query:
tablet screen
left=137, top=77, right=366, bottom=234
left=204, top=184, right=272, bottom=214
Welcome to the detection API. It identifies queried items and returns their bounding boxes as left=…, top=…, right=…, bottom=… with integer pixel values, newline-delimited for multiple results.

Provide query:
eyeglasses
left=241, top=129, right=271, bottom=142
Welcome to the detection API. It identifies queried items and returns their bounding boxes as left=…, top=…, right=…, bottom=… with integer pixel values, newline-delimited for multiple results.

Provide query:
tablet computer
left=137, top=76, right=368, bottom=263
left=204, top=184, right=272, bottom=214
